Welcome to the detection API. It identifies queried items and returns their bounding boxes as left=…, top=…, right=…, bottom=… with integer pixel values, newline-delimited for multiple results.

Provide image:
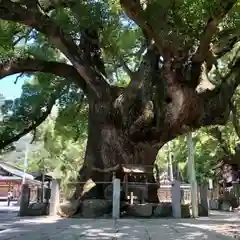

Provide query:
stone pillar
left=232, top=183, right=240, bottom=206
left=168, top=151, right=174, bottom=182
left=49, top=179, right=60, bottom=216
left=125, top=174, right=128, bottom=200
left=19, top=183, right=30, bottom=216
left=112, top=178, right=120, bottom=219
left=199, top=185, right=209, bottom=216
left=37, top=187, right=41, bottom=202
left=187, top=132, right=199, bottom=218
left=171, top=180, right=181, bottom=218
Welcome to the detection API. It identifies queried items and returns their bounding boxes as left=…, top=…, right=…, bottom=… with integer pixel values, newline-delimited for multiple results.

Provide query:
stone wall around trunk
left=62, top=199, right=192, bottom=218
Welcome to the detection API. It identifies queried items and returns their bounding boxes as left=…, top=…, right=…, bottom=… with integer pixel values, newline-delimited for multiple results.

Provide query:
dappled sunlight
left=0, top=211, right=234, bottom=240
left=73, top=228, right=127, bottom=239
left=0, top=211, right=239, bottom=239
left=177, top=218, right=240, bottom=239
left=18, top=216, right=60, bottom=224
left=182, top=231, right=209, bottom=240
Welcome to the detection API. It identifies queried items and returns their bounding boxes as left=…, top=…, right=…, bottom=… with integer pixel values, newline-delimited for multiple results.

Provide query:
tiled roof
left=0, top=162, right=34, bottom=180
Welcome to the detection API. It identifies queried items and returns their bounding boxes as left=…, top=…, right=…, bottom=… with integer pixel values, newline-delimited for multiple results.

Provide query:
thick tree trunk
left=73, top=97, right=160, bottom=201
left=71, top=64, right=234, bottom=204
left=65, top=34, right=236, bottom=216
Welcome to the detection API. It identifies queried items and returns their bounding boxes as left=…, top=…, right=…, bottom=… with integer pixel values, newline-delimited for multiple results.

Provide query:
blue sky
left=0, top=75, right=25, bottom=99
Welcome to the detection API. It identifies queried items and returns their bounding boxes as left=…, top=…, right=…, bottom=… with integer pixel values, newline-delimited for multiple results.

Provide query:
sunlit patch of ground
left=211, top=224, right=240, bottom=239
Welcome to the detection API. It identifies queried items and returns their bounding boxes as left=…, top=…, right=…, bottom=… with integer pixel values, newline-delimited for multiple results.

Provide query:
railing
left=29, top=185, right=50, bottom=203
left=29, top=187, right=38, bottom=202
left=59, top=180, right=192, bottom=204
left=157, top=184, right=191, bottom=203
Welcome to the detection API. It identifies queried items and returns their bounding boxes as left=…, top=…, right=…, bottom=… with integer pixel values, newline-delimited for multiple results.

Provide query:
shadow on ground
left=0, top=211, right=238, bottom=240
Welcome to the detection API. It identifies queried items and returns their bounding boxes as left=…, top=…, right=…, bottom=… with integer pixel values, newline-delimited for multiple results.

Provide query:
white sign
left=208, top=179, right=213, bottom=190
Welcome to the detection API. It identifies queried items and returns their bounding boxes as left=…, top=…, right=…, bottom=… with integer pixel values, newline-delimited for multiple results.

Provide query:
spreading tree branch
left=212, top=28, right=240, bottom=58
left=230, top=101, right=240, bottom=139
left=118, top=58, right=136, bottom=79
left=0, top=0, right=107, bottom=97
left=0, top=85, right=63, bottom=150
left=39, top=0, right=76, bottom=12
left=208, top=127, right=231, bottom=155
left=198, top=58, right=240, bottom=126
left=0, top=57, right=86, bottom=91
left=30, top=128, right=37, bottom=144
left=120, top=0, right=165, bottom=55
left=191, top=0, right=237, bottom=84
left=193, top=1, right=237, bottom=62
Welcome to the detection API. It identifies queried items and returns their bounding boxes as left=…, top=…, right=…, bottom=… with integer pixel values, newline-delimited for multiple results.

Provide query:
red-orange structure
left=0, top=162, right=41, bottom=200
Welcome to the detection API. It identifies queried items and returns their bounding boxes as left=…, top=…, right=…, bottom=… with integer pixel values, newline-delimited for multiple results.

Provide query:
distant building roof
left=33, top=173, right=53, bottom=181
left=0, top=162, right=34, bottom=180
left=0, top=176, right=22, bottom=181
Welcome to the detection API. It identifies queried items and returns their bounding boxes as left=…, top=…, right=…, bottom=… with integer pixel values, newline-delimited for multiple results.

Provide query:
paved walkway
left=0, top=211, right=239, bottom=240
left=0, top=201, right=19, bottom=214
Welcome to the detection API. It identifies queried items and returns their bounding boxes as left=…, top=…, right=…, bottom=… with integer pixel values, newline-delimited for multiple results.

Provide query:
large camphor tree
left=0, top=0, right=240, bottom=204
